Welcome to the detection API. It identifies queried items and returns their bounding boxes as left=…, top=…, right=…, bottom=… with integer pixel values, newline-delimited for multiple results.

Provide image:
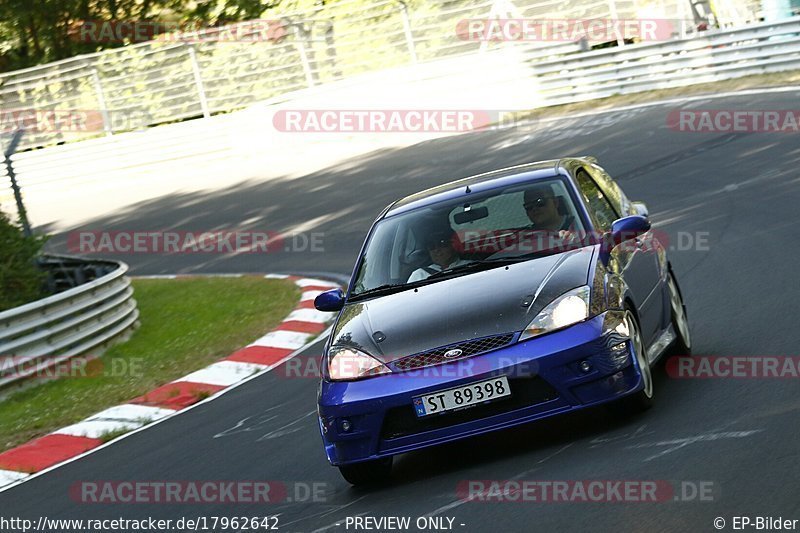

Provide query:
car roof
left=385, top=158, right=582, bottom=217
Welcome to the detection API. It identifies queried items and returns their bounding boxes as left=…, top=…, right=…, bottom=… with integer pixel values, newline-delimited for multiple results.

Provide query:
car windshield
left=350, top=178, right=587, bottom=297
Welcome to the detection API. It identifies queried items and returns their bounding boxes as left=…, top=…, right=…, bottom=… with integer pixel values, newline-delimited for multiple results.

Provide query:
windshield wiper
left=349, top=283, right=412, bottom=301
left=425, top=257, right=523, bottom=280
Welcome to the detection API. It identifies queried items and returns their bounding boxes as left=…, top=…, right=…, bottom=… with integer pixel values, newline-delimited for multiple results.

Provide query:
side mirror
left=314, top=288, right=345, bottom=312
left=631, top=201, right=649, bottom=218
left=600, top=215, right=651, bottom=263
left=609, top=215, right=651, bottom=246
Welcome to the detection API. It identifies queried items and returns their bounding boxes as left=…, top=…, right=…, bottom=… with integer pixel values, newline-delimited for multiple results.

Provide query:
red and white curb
left=0, top=274, right=339, bottom=490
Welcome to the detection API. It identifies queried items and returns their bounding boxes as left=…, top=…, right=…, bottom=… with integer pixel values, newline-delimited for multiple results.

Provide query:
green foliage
left=0, top=0, right=285, bottom=72
left=0, top=0, right=497, bottom=149
left=0, top=209, right=46, bottom=312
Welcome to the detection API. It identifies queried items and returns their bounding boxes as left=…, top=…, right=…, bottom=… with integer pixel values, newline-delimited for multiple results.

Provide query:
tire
left=667, top=269, right=692, bottom=356
left=338, top=457, right=393, bottom=486
left=609, top=308, right=653, bottom=415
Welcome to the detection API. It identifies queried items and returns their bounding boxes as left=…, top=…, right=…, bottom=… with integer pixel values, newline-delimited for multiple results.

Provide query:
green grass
left=98, top=427, right=137, bottom=444
left=0, top=277, right=300, bottom=453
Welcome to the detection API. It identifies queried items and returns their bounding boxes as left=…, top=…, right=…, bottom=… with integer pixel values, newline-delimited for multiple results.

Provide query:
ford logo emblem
left=443, top=349, right=463, bottom=359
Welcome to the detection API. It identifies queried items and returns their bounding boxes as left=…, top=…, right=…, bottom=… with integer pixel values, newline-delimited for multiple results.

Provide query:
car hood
left=331, top=247, right=595, bottom=363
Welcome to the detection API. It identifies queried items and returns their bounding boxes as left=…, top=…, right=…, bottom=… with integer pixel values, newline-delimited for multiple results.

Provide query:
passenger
left=407, top=230, right=469, bottom=282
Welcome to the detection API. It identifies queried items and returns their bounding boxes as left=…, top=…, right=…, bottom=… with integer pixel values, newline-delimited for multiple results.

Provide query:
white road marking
left=301, top=290, right=325, bottom=301
left=280, top=496, right=368, bottom=531
left=53, top=404, right=176, bottom=438
left=295, top=278, right=339, bottom=288
left=0, top=470, right=28, bottom=487
left=285, top=308, right=330, bottom=323
left=250, top=330, right=313, bottom=350
left=0, top=325, right=333, bottom=494
left=589, top=424, right=653, bottom=448
left=421, top=443, right=574, bottom=519
left=626, top=430, right=764, bottom=462
left=85, top=404, right=176, bottom=423
left=54, top=419, right=144, bottom=439
left=213, top=405, right=284, bottom=439
left=257, top=410, right=317, bottom=441
left=312, top=512, right=370, bottom=533
left=178, top=361, right=268, bottom=387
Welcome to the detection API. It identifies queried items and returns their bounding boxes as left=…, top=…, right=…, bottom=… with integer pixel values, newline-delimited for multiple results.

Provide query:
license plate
left=413, top=376, right=511, bottom=417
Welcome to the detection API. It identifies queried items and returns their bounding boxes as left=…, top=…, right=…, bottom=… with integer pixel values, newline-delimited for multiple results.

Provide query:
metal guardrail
left=3, top=17, right=799, bottom=228
left=0, top=0, right=703, bottom=152
left=530, top=17, right=800, bottom=105
left=0, top=255, right=138, bottom=390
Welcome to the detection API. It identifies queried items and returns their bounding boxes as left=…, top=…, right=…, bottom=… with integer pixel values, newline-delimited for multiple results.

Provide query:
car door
left=573, top=167, right=664, bottom=348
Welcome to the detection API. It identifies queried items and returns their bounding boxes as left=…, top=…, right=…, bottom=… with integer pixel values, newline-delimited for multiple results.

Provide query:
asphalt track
left=4, top=91, right=800, bottom=532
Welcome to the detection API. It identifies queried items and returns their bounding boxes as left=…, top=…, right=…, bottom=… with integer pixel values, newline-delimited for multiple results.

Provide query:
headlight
left=520, top=285, right=591, bottom=341
left=328, top=346, right=391, bottom=381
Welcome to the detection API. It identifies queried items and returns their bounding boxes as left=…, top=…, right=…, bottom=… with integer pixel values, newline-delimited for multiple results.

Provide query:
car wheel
left=338, top=457, right=393, bottom=486
left=610, top=309, right=653, bottom=415
left=667, top=270, right=692, bottom=355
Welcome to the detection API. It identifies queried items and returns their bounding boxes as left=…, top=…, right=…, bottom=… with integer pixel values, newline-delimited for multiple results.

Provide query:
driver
left=407, top=230, right=469, bottom=282
left=519, top=184, right=582, bottom=253
left=522, top=184, right=574, bottom=232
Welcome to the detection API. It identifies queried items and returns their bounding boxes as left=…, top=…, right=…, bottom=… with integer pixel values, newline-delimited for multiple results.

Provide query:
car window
left=584, top=164, right=633, bottom=216
left=575, top=169, right=618, bottom=232
left=351, top=178, right=586, bottom=295
left=448, top=192, right=530, bottom=231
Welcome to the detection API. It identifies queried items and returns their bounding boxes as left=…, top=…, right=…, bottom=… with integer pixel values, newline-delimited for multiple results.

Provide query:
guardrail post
left=293, top=29, right=317, bottom=87
left=3, top=129, right=32, bottom=237
left=396, top=0, right=418, bottom=64
left=187, top=44, right=211, bottom=118
left=89, top=66, right=113, bottom=136
left=607, top=0, right=625, bottom=46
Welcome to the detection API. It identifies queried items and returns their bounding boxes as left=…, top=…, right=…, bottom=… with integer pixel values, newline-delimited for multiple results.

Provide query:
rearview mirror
left=315, top=288, right=345, bottom=312
left=454, top=206, right=489, bottom=224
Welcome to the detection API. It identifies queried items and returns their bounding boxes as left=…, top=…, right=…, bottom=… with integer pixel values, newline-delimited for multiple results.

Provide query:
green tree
left=0, top=209, right=46, bottom=311
left=0, top=0, right=285, bottom=72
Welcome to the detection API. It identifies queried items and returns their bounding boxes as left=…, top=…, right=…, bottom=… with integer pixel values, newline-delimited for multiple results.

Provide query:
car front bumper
left=317, top=311, right=644, bottom=466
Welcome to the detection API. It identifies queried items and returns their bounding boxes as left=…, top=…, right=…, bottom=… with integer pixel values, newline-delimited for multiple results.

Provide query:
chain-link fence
left=0, top=0, right=721, bottom=152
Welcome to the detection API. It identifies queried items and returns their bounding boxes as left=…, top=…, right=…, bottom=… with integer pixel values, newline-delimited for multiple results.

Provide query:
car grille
left=391, top=333, right=516, bottom=371
left=380, top=376, right=558, bottom=440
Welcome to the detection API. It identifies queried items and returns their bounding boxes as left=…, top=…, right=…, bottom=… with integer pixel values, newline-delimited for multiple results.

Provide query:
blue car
left=314, top=157, right=692, bottom=485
